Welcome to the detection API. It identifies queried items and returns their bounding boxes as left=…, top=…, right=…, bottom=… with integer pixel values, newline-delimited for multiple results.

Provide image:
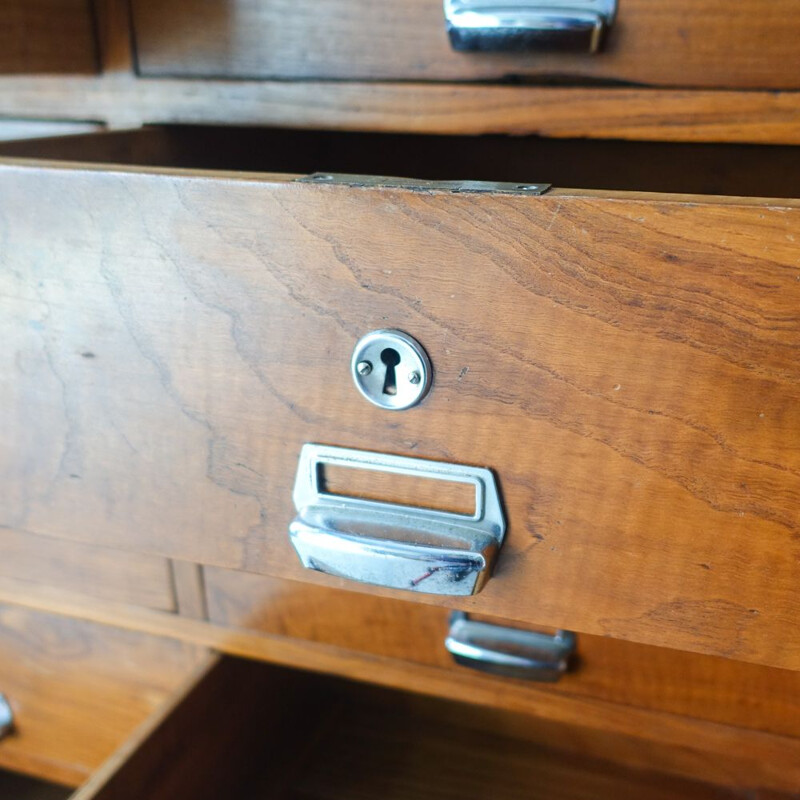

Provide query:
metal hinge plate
left=297, top=172, right=551, bottom=196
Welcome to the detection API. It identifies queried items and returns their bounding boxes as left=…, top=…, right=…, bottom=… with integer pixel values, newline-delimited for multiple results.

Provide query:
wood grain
left=204, top=567, right=800, bottom=740
left=0, top=528, right=175, bottom=612
left=0, top=605, right=206, bottom=786
left=2, top=74, right=800, bottom=143
left=0, top=0, right=97, bottom=75
left=4, top=574, right=800, bottom=793
left=3, top=158, right=800, bottom=670
left=131, top=0, right=800, bottom=89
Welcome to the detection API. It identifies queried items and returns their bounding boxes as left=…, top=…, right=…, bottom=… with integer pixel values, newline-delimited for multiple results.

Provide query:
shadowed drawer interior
left=69, top=656, right=800, bottom=800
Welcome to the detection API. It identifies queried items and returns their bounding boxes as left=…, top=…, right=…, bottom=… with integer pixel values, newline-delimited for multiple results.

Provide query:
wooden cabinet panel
left=205, top=567, right=800, bottom=740
left=0, top=605, right=206, bottom=786
left=0, top=1, right=97, bottom=75
left=132, top=0, right=800, bottom=89
left=0, top=529, right=175, bottom=612
left=2, top=140, right=800, bottom=670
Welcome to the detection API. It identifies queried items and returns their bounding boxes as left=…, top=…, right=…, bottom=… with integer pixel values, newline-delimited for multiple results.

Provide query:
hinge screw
left=356, top=360, right=373, bottom=376
left=408, top=371, right=421, bottom=385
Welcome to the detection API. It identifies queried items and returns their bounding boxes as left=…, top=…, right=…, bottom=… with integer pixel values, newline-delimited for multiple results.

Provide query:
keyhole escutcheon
left=351, top=329, right=432, bottom=411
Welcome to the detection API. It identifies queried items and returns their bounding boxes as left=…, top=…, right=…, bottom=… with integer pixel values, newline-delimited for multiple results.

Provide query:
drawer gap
left=2, top=125, right=800, bottom=199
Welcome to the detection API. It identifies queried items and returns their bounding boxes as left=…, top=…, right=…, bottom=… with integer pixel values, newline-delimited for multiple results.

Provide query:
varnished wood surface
left=0, top=0, right=797, bottom=143
left=0, top=605, right=206, bottom=787
left=1, top=76, right=800, bottom=144
left=0, top=529, right=175, bottom=612
left=4, top=575, right=800, bottom=793
left=131, top=0, right=800, bottom=90
left=0, top=0, right=97, bottom=75
left=2, top=156, right=800, bottom=670
left=205, top=567, right=800, bottom=740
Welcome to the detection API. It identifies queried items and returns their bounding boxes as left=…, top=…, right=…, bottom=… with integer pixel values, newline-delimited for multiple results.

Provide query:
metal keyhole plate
left=351, top=330, right=432, bottom=410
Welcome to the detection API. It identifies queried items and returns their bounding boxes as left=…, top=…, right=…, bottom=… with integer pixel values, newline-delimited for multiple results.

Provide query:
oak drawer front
left=0, top=605, right=205, bottom=787
left=0, top=0, right=97, bottom=75
left=2, top=134, right=800, bottom=673
left=131, top=0, right=800, bottom=89
left=0, top=530, right=176, bottom=612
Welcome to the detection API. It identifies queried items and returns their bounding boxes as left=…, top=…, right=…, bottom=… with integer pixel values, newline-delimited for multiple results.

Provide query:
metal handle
left=444, top=0, right=617, bottom=53
left=289, top=444, right=506, bottom=596
left=446, top=612, right=576, bottom=682
left=0, top=694, right=14, bottom=739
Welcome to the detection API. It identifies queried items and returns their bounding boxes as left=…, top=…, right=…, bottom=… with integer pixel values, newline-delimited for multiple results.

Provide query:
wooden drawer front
left=0, top=529, right=176, bottom=612
left=131, top=0, right=800, bottom=89
left=2, top=141, right=800, bottom=672
left=0, top=605, right=206, bottom=787
left=69, top=656, right=800, bottom=800
left=0, top=1, right=97, bottom=75
left=204, top=568, right=800, bottom=740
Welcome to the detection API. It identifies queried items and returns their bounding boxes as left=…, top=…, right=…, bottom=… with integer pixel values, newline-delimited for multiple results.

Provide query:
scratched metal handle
left=444, top=0, right=617, bottom=53
left=446, top=612, right=576, bottom=681
left=0, top=695, right=14, bottom=739
left=289, top=444, right=506, bottom=596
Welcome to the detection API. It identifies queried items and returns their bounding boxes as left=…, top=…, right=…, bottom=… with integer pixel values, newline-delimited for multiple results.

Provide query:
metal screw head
left=408, top=371, right=421, bottom=385
left=356, top=360, right=373, bottom=376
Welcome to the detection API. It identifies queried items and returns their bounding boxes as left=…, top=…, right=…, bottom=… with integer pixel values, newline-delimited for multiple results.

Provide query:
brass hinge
left=297, top=173, right=551, bottom=196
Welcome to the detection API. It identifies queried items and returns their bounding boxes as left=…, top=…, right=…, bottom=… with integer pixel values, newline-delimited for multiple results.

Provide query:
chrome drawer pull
left=444, top=0, right=617, bottom=54
left=289, top=444, right=506, bottom=596
left=446, top=612, right=576, bottom=682
left=0, top=694, right=14, bottom=739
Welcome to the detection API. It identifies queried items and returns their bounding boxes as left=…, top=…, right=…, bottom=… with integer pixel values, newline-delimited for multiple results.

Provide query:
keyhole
left=380, top=347, right=401, bottom=395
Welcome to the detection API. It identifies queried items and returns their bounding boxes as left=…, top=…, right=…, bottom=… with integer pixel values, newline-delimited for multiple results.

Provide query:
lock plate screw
left=351, top=330, right=432, bottom=411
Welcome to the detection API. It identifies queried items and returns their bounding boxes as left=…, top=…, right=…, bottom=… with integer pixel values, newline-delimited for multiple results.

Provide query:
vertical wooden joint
left=169, top=560, right=209, bottom=621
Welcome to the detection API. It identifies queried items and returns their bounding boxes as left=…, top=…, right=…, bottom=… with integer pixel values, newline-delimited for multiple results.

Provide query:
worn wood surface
left=4, top=574, right=800, bottom=793
left=0, top=0, right=97, bottom=75
left=0, top=0, right=796, bottom=142
left=0, top=528, right=175, bottom=612
left=2, top=76, right=800, bottom=143
left=72, top=657, right=322, bottom=800
left=131, top=0, right=800, bottom=90
left=204, top=568, right=800, bottom=740
left=2, top=158, right=800, bottom=671
left=0, top=605, right=206, bottom=786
